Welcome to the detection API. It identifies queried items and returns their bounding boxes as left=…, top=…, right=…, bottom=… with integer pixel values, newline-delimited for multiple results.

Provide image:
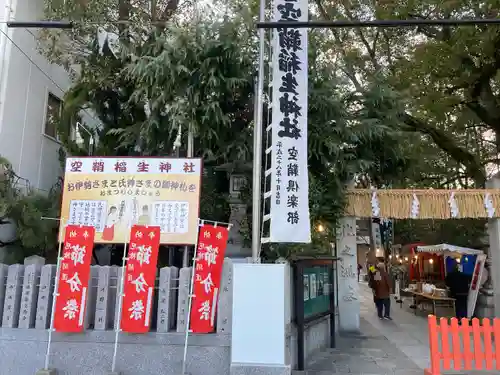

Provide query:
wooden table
left=409, top=291, right=456, bottom=317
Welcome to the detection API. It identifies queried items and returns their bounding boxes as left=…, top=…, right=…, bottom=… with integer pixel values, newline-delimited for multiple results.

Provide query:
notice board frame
left=291, top=256, right=337, bottom=371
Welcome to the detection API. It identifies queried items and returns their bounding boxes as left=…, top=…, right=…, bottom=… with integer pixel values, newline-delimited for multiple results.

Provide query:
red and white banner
left=120, top=225, right=161, bottom=333
left=54, top=225, right=95, bottom=332
left=467, top=253, right=487, bottom=318
left=190, top=224, right=229, bottom=333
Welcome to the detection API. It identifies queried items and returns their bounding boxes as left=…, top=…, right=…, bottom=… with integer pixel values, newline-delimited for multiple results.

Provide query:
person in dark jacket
left=445, top=264, right=471, bottom=319
left=369, top=263, right=392, bottom=320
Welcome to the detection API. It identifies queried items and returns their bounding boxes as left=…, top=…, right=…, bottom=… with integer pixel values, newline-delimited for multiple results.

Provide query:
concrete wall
left=0, top=0, right=96, bottom=192
left=0, top=258, right=234, bottom=375
left=0, top=0, right=66, bottom=191
left=0, top=330, right=230, bottom=375
left=287, top=316, right=333, bottom=369
left=0, top=258, right=333, bottom=375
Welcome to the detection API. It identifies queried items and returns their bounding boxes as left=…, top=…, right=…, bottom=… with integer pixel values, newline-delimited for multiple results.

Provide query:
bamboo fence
left=345, top=189, right=500, bottom=219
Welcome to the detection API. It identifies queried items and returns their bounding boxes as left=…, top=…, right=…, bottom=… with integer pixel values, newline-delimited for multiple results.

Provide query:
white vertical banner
left=269, top=0, right=311, bottom=243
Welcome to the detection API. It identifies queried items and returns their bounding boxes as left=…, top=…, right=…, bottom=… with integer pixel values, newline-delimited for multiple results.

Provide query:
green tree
left=41, top=2, right=424, bottom=259
left=313, top=0, right=499, bottom=187
left=0, top=157, right=61, bottom=261
left=39, top=0, right=184, bottom=69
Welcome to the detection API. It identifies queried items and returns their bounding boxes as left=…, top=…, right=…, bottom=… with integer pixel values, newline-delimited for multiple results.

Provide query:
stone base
left=36, top=369, right=56, bottom=375
left=230, top=363, right=291, bottom=375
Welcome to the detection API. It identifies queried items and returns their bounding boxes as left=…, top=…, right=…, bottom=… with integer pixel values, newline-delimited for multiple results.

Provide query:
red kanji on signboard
left=471, top=258, right=482, bottom=290
left=190, top=224, right=229, bottom=333
left=53, top=225, right=95, bottom=333
left=120, top=225, right=161, bottom=333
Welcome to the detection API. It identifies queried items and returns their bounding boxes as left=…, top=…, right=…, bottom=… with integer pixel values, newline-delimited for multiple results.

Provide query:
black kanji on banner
left=276, top=0, right=304, bottom=225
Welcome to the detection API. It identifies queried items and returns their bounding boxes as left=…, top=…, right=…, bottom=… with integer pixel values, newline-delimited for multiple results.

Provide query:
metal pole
left=111, top=233, right=130, bottom=372
left=187, top=124, right=194, bottom=157
left=76, top=122, right=94, bottom=156
left=7, top=21, right=73, bottom=28
left=251, top=0, right=266, bottom=263
left=183, top=124, right=194, bottom=268
left=44, top=220, right=66, bottom=370
left=181, top=219, right=202, bottom=375
left=256, top=18, right=500, bottom=29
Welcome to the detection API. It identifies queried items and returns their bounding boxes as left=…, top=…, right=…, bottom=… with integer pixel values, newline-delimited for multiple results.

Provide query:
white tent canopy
left=416, top=243, right=483, bottom=257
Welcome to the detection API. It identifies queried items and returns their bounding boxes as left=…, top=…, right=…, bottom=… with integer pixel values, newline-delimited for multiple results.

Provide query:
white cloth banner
left=269, top=0, right=311, bottom=243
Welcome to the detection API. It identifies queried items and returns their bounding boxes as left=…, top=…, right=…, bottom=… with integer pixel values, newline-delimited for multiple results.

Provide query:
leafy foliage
left=38, top=0, right=496, bottom=258
left=312, top=0, right=500, bottom=187
left=10, top=187, right=62, bottom=256
left=0, top=157, right=61, bottom=260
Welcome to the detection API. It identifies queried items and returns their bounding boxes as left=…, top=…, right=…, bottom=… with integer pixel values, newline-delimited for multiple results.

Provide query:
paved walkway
left=298, top=282, right=500, bottom=375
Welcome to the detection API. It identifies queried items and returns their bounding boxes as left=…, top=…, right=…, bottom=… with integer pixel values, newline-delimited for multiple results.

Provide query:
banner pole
left=43, top=219, right=66, bottom=370
left=251, top=0, right=266, bottom=263
left=111, top=230, right=131, bottom=373
left=181, top=219, right=203, bottom=375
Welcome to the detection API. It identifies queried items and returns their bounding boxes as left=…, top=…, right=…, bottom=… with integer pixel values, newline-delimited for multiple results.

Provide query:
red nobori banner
left=120, top=225, right=161, bottom=333
left=54, top=225, right=96, bottom=332
left=190, top=224, right=229, bottom=333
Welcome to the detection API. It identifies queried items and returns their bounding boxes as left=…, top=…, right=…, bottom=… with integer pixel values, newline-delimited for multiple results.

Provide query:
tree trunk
left=118, top=0, right=130, bottom=37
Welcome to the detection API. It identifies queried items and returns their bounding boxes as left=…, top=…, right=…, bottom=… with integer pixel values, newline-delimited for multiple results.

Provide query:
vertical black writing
left=276, top=0, right=303, bottom=225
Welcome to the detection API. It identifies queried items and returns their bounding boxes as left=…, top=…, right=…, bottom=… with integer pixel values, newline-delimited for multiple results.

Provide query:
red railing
left=425, top=315, right=500, bottom=375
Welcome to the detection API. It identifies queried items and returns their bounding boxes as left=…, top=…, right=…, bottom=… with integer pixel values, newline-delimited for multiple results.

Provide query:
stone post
left=176, top=267, right=191, bottom=333
left=95, top=266, right=112, bottom=330
left=157, top=266, right=179, bottom=333
left=35, top=265, right=56, bottom=329
left=217, top=258, right=233, bottom=333
left=1, top=264, right=24, bottom=328
left=336, top=217, right=360, bottom=333
left=0, top=264, right=7, bottom=322
left=18, top=264, right=41, bottom=328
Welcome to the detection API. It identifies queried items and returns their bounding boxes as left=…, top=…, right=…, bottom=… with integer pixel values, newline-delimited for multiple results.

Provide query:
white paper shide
left=270, top=0, right=311, bottom=243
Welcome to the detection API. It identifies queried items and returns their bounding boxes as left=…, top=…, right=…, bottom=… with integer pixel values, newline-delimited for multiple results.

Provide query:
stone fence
left=0, top=260, right=333, bottom=375
left=0, top=258, right=233, bottom=333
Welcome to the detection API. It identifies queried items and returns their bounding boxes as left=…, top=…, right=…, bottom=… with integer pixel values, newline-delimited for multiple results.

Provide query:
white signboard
left=269, top=0, right=311, bottom=243
left=60, top=157, right=201, bottom=244
left=467, top=253, right=487, bottom=318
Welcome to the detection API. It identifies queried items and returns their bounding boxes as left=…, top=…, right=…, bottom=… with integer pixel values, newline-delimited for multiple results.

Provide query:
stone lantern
left=215, top=162, right=251, bottom=260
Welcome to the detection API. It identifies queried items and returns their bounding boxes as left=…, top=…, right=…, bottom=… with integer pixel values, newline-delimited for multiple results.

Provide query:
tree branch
left=402, top=113, right=486, bottom=186
left=159, top=0, right=179, bottom=21
left=340, top=0, right=381, bottom=71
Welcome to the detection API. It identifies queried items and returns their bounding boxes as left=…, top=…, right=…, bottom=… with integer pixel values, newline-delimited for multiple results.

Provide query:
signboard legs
left=181, top=220, right=231, bottom=375
left=43, top=221, right=65, bottom=371
left=181, top=219, right=202, bottom=375
left=110, top=234, right=130, bottom=374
